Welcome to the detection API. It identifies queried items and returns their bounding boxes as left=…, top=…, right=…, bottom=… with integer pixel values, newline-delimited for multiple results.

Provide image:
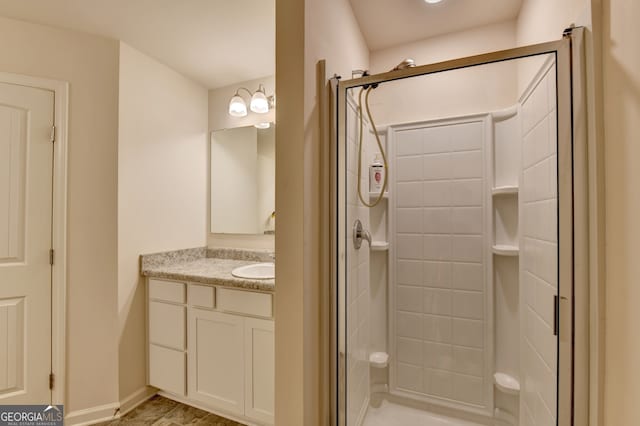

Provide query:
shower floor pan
left=362, top=398, right=485, bottom=426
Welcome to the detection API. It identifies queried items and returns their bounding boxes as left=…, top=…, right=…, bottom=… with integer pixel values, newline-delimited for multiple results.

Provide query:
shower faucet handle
left=353, top=219, right=372, bottom=250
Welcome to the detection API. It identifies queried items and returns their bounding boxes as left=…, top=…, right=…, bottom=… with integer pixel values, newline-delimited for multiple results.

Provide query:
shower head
left=392, top=58, right=416, bottom=71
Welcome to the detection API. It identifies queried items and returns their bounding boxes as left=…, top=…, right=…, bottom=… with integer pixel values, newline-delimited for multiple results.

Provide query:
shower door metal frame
left=332, top=29, right=588, bottom=426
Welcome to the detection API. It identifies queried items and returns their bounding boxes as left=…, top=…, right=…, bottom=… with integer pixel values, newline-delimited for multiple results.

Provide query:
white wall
left=275, top=0, right=369, bottom=422
left=602, top=0, right=640, bottom=424
left=368, top=21, right=518, bottom=128
left=371, top=21, right=517, bottom=73
left=0, top=16, right=120, bottom=414
left=368, top=62, right=518, bottom=128
left=117, top=42, right=208, bottom=403
left=516, top=0, right=593, bottom=93
left=517, top=0, right=592, bottom=46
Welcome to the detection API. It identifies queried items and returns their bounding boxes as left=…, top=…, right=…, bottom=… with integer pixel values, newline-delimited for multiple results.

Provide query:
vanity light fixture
left=250, top=85, right=269, bottom=113
left=228, top=84, right=274, bottom=117
left=228, top=93, right=248, bottom=117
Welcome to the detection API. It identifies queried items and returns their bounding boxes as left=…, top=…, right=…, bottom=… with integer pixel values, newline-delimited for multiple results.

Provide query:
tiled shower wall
left=520, top=62, right=558, bottom=425
left=346, top=94, right=371, bottom=425
left=392, top=119, right=489, bottom=409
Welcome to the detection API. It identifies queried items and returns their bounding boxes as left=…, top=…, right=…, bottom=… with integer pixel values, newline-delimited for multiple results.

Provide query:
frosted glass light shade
left=254, top=122, right=271, bottom=129
left=250, top=90, right=269, bottom=114
left=229, top=94, right=247, bottom=117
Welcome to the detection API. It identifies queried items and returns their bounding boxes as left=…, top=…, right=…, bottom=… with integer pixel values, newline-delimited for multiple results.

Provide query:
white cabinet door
left=244, top=317, right=275, bottom=424
left=149, top=301, right=185, bottom=350
left=149, top=344, right=185, bottom=396
left=188, top=309, right=244, bottom=416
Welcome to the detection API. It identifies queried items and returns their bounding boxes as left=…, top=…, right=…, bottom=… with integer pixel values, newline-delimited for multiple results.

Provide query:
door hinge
left=50, top=126, right=56, bottom=143
left=49, top=373, right=55, bottom=390
left=49, top=249, right=54, bottom=265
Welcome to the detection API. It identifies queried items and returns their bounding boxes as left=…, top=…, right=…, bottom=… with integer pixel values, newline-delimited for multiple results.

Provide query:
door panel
left=188, top=309, right=244, bottom=416
left=244, top=317, right=275, bottom=424
left=0, top=82, right=54, bottom=404
left=0, top=104, right=26, bottom=263
left=0, top=298, right=24, bottom=392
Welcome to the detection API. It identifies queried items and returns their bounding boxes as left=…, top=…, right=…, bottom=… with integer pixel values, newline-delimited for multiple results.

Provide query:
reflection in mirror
left=210, top=124, right=275, bottom=235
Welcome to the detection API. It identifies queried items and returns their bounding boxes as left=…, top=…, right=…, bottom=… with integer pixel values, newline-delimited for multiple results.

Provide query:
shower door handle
left=353, top=219, right=372, bottom=249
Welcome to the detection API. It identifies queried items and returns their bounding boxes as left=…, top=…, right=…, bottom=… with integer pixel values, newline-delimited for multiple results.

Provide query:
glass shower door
left=336, top=37, right=578, bottom=426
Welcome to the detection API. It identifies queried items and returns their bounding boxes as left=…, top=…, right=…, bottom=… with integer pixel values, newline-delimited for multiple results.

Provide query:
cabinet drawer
left=149, top=301, right=186, bottom=350
left=149, top=344, right=185, bottom=396
left=217, top=288, right=272, bottom=318
left=149, top=279, right=185, bottom=304
left=189, top=284, right=215, bottom=309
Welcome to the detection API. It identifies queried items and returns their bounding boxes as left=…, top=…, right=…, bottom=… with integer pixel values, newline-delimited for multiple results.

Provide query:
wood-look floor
left=98, top=395, right=245, bottom=425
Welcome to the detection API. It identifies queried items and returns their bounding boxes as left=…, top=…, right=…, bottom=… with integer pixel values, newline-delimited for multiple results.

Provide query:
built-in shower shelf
left=370, top=241, right=389, bottom=251
left=492, top=245, right=519, bottom=256
left=494, top=372, right=520, bottom=395
left=369, top=191, right=389, bottom=201
left=491, top=185, right=519, bottom=196
left=369, top=352, right=389, bottom=368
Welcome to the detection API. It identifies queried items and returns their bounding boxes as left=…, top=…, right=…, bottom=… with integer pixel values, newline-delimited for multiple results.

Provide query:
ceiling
left=349, top=0, right=523, bottom=51
left=0, top=0, right=275, bottom=89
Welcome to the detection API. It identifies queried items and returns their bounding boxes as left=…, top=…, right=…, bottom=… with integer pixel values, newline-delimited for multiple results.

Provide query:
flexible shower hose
left=357, top=86, right=389, bottom=207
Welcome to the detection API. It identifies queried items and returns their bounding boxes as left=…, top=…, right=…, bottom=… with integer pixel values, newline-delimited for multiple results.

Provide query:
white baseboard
left=64, top=402, right=120, bottom=426
left=119, top=386, right=158, bottom=417
left=63, top=387, right=157, bottom=426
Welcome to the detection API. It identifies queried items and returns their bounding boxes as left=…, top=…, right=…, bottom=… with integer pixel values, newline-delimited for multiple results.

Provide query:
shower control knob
left=353, top=219, right=372, bottom=250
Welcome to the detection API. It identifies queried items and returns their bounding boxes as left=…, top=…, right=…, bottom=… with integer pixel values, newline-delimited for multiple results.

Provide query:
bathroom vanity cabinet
left=147, top=278, right=275, bottom=425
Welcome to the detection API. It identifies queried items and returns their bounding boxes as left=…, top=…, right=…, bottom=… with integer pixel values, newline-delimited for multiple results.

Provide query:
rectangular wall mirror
left=210, top=124, right=275, bottom=235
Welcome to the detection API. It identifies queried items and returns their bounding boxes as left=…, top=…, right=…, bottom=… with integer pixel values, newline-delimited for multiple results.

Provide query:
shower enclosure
left=332, top=29, right=587, bottom=426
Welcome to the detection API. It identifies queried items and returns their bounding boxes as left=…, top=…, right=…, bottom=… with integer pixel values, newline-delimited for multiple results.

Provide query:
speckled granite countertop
left=140, top=247, right=275, bottom=292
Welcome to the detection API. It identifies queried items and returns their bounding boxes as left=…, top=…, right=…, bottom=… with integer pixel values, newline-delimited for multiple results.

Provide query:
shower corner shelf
left=492, top=244, right=519, bottom=256
left=368, top=191, right=389, bottom=201
left=491, top=185, right=519, bottom=196
left=494, top=372, right=520, bottom=395
left=370, top=241, right=389, bottom=252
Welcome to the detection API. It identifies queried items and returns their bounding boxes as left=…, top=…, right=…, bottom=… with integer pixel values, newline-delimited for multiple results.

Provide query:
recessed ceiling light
left=424, top=0, right=444, bottom=3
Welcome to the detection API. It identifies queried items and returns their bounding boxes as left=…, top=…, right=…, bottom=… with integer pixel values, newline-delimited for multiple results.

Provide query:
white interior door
left=0, top=81, right=54, bottom=404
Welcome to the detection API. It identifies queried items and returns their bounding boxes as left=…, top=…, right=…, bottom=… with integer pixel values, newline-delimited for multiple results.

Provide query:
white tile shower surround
left=346, top=94, right=372, bottom=425
left=392, top=120, right=489, bottom=410
left=520, top=62, right=558, bottom=425
left=363, top=399, right=484, bottom=426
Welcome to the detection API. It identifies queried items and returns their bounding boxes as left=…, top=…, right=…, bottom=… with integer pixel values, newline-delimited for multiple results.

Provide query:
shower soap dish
left=493, top=372, right=520, bottom=395
left=370, top=241, right=389, bottom=251
left=492, top=244, right=519, bottom=256
left=369, top=352, right=389, bottom=368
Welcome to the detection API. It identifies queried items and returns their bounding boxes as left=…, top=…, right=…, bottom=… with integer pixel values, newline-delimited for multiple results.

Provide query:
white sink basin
left=231, top=262, right=275, bottom=280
